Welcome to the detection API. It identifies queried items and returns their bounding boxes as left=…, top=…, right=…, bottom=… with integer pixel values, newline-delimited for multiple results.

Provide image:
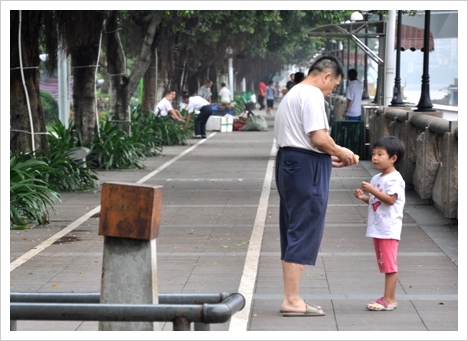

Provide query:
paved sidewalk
left=9, top=109, right=461, bottom=337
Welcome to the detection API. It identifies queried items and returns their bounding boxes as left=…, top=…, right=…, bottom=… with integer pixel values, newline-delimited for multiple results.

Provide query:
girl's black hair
left=373, top=136, right=405, bottom=165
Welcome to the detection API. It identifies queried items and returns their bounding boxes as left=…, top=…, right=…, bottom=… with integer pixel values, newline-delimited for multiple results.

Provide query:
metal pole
left=362, top=13, right=370, bottom=100
left=354, top=41, right=358, bottom=70
left=347, top=37, right=350, bottom=83
left=173, top=316, right=191, bottom=331
left=416, top=10, right=435, bottom=111
left=391, top=10, right=405, bottom=106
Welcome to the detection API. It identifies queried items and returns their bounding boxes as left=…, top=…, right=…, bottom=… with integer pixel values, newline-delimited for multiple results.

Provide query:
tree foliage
left=12, top=10, right=370, bottom=154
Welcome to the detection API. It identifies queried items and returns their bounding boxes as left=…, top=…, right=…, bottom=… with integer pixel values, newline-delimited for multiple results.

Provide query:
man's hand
left=337, top=146, right=358, bottom=166
left=331, top=155, right=344, bottom=168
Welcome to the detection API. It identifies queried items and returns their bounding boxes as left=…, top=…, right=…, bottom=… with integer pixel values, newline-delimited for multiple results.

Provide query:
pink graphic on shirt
left=372, top=201, right=381, bottom=212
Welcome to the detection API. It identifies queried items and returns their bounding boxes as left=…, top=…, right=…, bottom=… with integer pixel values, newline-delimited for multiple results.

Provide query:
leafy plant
left=10, top=152, right=60, bottom=229
left=130, top=105, right=192, bottom=148
left=150, top=109, right=193, bottom=146
left=43, top=119, right=97, bottom=191
left=86, top=117, right=146, bottom=170
left=129, top=106, right=164, bottom=156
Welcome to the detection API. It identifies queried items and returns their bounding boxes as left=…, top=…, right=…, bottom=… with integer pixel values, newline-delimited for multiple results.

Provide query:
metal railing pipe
left=10, top=292, right=245, bottom=331
left=10, top=292, right=232, bottom=305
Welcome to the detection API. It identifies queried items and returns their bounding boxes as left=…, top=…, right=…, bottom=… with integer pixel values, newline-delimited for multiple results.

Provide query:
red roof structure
left=397, top=24, right=435, bottom=51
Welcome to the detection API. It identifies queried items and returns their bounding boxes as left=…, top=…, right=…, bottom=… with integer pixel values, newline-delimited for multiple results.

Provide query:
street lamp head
left=360, top=10, right=373, bottom=20
left=350, top=11, right=364, bottom=22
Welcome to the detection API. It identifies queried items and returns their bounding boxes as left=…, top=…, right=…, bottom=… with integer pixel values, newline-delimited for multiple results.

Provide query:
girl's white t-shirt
left=366, top=170, right=406, bottom=240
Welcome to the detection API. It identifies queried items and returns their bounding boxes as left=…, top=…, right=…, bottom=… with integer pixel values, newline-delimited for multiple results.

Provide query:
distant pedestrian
left=182, top=93, right=212, bottom=139
left=266, top=80, right=275, bottom=115
left=345, top=68, right=363, bottom=120
left=258, top=81, right=266, bottom=110
left=286, top=73, right=295, bottom=91
left=293, top=72, right=305, bottom=86
left=198, top=80, right=213, bottom=103
left=354, top=136, right=406, bottom=311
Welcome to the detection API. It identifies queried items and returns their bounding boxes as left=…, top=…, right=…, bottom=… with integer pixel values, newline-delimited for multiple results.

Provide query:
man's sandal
left=280, top=300, right=326, bottom=317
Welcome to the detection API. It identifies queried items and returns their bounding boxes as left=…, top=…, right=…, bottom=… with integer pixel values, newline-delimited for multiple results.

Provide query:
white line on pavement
left=10, top=136, right=212, bottom=272
left=136, top=134, right=212, bottom=185
left=228, top=139, right=277, bottom=331
left=10, top=206, right=101, bottom=272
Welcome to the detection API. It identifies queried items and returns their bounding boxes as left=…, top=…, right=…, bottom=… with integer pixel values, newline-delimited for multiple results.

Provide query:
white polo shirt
left=155, top=98, right=172, bottom=117
left=186, top=96, right=210, bottom=114
left=274, top=84, right=329, bottom=153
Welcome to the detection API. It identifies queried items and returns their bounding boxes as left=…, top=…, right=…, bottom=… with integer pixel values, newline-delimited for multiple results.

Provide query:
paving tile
left=9, top=115, right=459, bottom=333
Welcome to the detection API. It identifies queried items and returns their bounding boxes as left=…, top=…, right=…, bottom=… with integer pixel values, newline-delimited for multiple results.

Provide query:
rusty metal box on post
left=98, top=182, right=163, bottom=240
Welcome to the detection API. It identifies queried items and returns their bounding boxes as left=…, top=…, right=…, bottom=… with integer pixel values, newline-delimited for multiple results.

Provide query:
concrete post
left=57, top=46, right=70, bottom=128
left=332, top=95, right=347, bottom=121
left=384, top=10, right=396, bottom=106
left=228, top=56, right=234, bottom=94
left=98, top=182, right=163, bottom=331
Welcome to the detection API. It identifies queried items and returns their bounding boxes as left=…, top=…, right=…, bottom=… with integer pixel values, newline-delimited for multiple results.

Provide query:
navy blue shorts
left=275, top=147, right=332, bottom=265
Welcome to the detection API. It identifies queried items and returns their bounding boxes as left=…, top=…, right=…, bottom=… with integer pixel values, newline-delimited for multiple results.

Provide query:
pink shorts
left=373, top=238, right=399, bottom=273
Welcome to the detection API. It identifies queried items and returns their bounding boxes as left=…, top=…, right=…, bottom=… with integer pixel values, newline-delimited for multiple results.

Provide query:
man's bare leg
left=280, top=261, right=324, bottom=313
left=280, top=261, right=305, bottom=312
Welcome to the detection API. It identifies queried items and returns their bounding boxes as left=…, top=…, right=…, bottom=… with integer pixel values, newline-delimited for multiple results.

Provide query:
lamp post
left=361, top=10, right=371, bottom=100
left=350, top=12, right=363, bottom=76
left=415, top=11, right=435, bottom=112
left=391, top=10, right=405, bottom=106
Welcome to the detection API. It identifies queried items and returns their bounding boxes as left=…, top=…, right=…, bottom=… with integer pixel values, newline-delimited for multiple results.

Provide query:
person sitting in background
left=155, top=90, right=186, bottom=123
left=219, top=82, right=232, bottom=109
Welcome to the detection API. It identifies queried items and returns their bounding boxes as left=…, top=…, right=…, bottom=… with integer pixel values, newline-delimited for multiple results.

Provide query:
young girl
left=354, top=136, right=406, bottom=311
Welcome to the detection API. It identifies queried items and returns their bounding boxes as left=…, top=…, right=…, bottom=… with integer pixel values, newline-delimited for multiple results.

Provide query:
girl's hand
left=361, top=181, right=373, bottom=193
left=354, top=188, right=365, bottom=200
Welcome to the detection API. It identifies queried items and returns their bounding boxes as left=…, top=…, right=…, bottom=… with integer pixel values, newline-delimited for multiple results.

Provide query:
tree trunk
left=71, top=43, right=100, bottom=144
left=142, top=50, right=156, bottom=115
left=10, top=10, right=48, bottom=154
left=106, top=11, right=161, bottom=132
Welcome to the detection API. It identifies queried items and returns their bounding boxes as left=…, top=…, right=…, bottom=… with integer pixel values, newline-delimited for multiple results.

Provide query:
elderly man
left=274, top=55, right=358, bottom=317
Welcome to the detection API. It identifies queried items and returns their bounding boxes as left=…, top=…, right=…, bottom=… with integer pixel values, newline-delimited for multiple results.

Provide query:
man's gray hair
left=308, top=55, right=344, bottom=79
